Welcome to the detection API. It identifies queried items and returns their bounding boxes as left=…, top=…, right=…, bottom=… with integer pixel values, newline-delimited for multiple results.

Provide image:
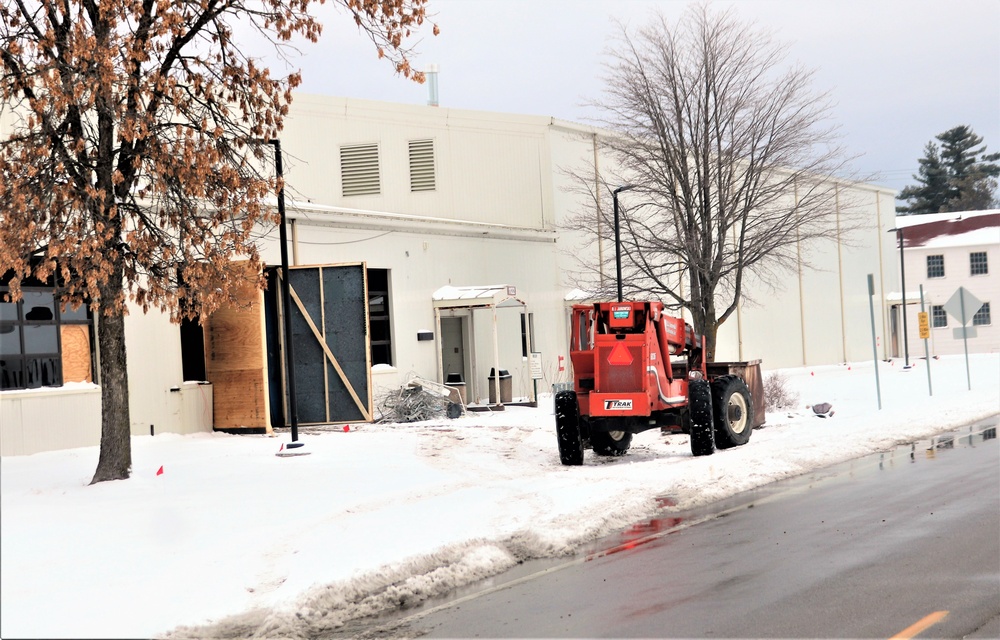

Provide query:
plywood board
left=203, top=262, right=270, bottom=430
left=60, top=325, right=92, bottom=383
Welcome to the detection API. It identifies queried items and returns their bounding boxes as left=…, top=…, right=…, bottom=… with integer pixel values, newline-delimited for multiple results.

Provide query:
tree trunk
left=703, top=319, right=719, bottom=363
left=90, top=279, right=132, bottom=484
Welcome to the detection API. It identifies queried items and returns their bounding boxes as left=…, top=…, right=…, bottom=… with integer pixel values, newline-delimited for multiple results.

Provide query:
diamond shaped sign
left=943, top=287, right=984, bottom=326
left=607, top=342, right=634, bottom=366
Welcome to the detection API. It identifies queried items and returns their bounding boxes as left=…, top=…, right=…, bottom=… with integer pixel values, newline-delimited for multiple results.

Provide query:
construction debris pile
left=377, top=378, right=464, bottom=423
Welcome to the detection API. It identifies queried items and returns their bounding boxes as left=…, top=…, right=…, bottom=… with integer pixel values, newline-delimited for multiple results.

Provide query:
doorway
left=441, top=316, right=469, bottom=387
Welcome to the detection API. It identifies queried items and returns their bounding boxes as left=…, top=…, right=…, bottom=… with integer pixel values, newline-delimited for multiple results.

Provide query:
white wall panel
left=0, top=387, right=101, bottom=456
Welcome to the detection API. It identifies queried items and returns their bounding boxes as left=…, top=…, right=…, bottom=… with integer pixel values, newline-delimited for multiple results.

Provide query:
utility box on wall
left=179, top=382, right=213, bottom=434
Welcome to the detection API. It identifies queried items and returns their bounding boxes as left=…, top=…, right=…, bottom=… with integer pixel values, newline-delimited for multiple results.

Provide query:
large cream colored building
left=2, top=95, right=900, bottom=455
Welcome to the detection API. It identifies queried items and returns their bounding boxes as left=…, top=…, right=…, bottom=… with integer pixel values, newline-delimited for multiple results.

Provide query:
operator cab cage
left=569, top=301, right=707, bottom=414
left=571, top=301, right=702, bottom=360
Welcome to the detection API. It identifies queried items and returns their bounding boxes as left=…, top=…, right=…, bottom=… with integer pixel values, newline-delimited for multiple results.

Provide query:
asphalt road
left=380, top=419, right=1000, bottom=639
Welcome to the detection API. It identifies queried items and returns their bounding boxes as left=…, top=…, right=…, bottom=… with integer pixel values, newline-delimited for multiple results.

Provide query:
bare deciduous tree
left=564, top=4, right=863, bottom=361
left=0, top=0, right=436, bottom=483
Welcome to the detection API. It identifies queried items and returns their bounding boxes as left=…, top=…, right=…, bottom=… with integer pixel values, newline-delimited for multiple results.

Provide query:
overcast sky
left=273, top=0, right=999, bottom=197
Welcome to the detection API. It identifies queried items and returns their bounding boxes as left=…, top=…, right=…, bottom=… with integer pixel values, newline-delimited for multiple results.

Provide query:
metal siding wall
left=0, top=389, right=101, bottom=456
left=281, top=97, right=550, bottom=228
left=124, top=304, right=185, bottom=435
left=800, top=238, right=846, bottom=365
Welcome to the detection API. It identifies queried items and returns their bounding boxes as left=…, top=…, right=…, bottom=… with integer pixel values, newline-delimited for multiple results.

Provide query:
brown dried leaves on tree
left=0, top=0, right=435, bottom=482
left=1, top=0, right=435, bottom=318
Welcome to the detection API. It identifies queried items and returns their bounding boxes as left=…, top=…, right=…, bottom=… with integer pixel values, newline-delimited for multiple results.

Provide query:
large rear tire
left=591, top=427, right=633, bottom=456
left=689, top=379, right=715, bottom=456
left=554, top=390, right=585, bottom=465
left=711, top=375, right=753, bottom=449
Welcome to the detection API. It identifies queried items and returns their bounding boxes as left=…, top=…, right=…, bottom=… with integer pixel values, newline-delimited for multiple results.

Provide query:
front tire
left=554, top=390, right=584, bottom=465
left=711, top=375, right=753, bottom=449
left=591, top=427, right=632, bottom=456
left=689, top=379, right=715, bottom=456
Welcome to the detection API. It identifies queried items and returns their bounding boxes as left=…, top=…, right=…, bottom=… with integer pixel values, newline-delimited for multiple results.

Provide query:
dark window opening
left=972, top=302, right=991, bottom=326
left=367, top=268, right=392, bottom=366
left=1, top=284, right=93, bottom=391
left=927, top=255, right=944, bottom=279
left=970, top=251, right=988, bottom=276
left=180, top=318, right=207, bottom=381
left=520, top=312, right=535, bottom=358
left=931, top=305, right=947, bottom=328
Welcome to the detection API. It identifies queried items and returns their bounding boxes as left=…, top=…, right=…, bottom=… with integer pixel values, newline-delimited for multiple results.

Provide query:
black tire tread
left=554, top=390, right=585, bottom=465
left=688, top=379, right=715, bottom=456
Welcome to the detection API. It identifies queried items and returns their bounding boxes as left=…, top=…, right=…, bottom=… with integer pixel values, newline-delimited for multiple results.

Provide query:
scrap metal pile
left=377, top=376, right=465, bottom=423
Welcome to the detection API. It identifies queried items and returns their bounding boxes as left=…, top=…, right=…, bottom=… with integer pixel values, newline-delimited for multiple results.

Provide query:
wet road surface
left=370, top=419, right=999, bottom=638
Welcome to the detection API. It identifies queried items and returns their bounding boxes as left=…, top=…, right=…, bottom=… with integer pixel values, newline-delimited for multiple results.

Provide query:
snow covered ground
left=1, top=353, right=998, bottom=639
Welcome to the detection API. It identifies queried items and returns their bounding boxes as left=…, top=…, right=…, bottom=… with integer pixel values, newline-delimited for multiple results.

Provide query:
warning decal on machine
left=604, top=399, right=633, bottom=410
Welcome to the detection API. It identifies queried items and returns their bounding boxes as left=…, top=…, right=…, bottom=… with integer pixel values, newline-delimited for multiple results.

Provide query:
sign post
left=943, top=286, right=983, bottom=391
left=530, top=351, right=543, bottom=407
left=867, top=274, right=882, bottom=410
left=918, top=285, right=932, bottom=396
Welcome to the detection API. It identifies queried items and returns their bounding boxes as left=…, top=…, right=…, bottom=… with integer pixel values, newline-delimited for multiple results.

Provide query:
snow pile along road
left=0, top=354, right=997, bottom=639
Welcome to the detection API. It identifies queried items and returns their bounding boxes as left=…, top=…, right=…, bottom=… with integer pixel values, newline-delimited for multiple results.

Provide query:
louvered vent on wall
left=340, top=143, right=381, bottom=196
left=408, top=139, right=436, bottom=192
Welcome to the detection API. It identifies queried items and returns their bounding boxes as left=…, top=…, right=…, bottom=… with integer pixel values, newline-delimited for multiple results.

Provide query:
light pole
left=265, top=139, right=300, bottom=442
left=612, top=184, right=635, bottom=303
left=888, top=226, right=910, bottom=368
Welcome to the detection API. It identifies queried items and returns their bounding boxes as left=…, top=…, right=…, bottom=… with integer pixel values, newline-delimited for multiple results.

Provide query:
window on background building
left=931, top=305, right=947, bottom=328
left=367, top=269, right=392, bottom=366
left=926, top=254, right=945, bottom=278
left=972, top=302, right=991, bottom=327
left=520, top=312, right=537, bottom=359
left=970, top=251, right=988, bottom=276
left=0, top=286, right=93, bottom=390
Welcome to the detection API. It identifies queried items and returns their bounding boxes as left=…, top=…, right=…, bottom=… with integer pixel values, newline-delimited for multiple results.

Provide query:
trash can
left=445, top=373, right=466, bottom=405
left=488, top=368, right=512, bottom=404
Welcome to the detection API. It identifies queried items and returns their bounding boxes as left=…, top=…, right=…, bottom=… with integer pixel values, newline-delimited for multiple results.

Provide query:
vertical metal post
left=959, top=288, right=971, bottom=391
left=612, top=185, right=634, bottom=303
left=492, top=305, right=501, bottom=407
left=867, top=274, right=882, bottom=410
left=919, top=285, right=932, bottom=396
left=897, top=228, right=910, bottom=367
left=270, top=139, right=299, bottom=442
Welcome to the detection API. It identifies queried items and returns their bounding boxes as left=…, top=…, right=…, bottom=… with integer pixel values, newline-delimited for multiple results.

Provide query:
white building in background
left=2, top=95, right=900, bottom=455
left=889, top=210, right=999, bottom=358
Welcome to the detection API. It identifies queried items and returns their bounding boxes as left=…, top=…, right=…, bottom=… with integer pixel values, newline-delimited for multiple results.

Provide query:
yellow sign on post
left=917, top=311, right=930, bottom=340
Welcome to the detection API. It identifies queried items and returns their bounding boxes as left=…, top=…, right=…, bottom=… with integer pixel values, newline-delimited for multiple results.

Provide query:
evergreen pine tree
left=897, top=125, right=1000, bottom=214
left=897, top=142, right=949, bottom=214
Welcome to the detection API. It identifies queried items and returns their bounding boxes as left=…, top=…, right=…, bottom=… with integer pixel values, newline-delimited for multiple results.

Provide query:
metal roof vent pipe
left=426, top=63, right=439, bottom=107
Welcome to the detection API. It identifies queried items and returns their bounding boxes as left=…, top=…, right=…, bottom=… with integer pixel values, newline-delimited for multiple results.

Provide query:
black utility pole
left=612, top=184, right=635, bottom=303
left=894, top=227, right=910, bottom=368
left=269, top=139, right=299, bottom=441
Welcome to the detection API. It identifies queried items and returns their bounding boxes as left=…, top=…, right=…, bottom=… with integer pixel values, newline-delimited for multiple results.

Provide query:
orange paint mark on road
left=889, top=611, right=948, bottom=639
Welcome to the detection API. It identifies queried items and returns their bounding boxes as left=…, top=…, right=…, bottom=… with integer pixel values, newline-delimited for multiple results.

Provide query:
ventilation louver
left=340, top=143, right=381, bottom=196
left=408, top=139, right=436, bottom=192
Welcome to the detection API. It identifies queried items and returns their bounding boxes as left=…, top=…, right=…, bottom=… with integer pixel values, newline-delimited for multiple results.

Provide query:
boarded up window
left=408, top=139, right=436, bottom=192
left=340, top=143, right=381, bottom=196
left=288, top=265, right=371, bottom=423
left=202, top=261, right=270, bottom=430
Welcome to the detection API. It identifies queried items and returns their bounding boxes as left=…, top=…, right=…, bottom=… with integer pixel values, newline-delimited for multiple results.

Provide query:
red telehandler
left=554, top=186, right=764, bottom=464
